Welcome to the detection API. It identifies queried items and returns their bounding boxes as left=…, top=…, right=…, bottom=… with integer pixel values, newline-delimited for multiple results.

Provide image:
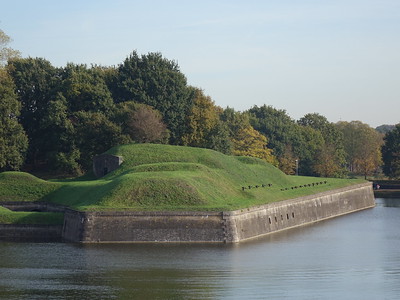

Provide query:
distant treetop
left=376, top=124, right=396, bottom=134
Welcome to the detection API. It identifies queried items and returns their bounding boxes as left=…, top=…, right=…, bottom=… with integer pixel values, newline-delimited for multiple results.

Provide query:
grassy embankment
left=0, top=206, right=64, bottom=225
left=0, top=172, right=64, bottom=224
left=1, top=144, right=365, bottom=214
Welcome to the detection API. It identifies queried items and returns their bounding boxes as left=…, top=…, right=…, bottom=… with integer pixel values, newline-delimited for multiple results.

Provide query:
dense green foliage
left=248, top=105, right=298, bottom=158
left=382, top=124, right=400, bottom=179
left=5, top=54, right=191, bottom=174
left=247, top=106, right=347, bottom=177
left=7, top=57, right=60, bottom=166
left=298, top=113, right=347, bottom=177
left=337, top=121, right=382, bottom=178
left=0, top=70, right=28, bottom=171
left=0, top=29, right=391, bottom=178
left=116, top=51, right=194, bottom=143
left=0, top=144, right=363, bottom=212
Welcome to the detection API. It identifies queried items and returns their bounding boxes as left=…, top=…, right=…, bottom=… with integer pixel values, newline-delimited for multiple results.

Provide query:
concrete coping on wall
left=65, top=209, right=223, bottom=217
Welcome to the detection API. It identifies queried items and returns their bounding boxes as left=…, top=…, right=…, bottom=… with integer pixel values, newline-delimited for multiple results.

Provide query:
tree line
left=1, top=29, right=399, bottom=179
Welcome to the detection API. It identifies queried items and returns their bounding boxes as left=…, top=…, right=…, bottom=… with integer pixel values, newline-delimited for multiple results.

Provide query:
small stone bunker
left=93, top=154, right=123, bottom=178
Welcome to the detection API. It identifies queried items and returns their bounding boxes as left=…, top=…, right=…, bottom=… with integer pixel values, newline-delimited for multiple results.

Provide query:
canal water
left=0, top=198, right=399, bottom=299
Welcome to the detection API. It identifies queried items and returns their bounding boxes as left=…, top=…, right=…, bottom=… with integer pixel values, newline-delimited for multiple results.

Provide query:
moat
left=0, top=198, right=399, bottom=299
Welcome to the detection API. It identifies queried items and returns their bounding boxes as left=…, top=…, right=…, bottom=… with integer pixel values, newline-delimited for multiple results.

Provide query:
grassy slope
left=0, top=144, right=365, bottom=211
left=0, top=172, right=61, bottom=202
left=0, top=206, right=64, bottom=225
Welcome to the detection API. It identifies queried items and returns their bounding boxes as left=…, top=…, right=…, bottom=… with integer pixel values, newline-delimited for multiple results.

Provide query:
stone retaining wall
left=63, top=182, right=375, bottom=243
left=224, top=182, right=374, bottom=242
left=63, top=210, right=224, bottom=242
left=0, top=224, right=63, bottom=242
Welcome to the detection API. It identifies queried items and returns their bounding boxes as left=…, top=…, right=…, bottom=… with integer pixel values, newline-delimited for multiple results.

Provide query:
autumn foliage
left=0, top=29, right=393, bottom=178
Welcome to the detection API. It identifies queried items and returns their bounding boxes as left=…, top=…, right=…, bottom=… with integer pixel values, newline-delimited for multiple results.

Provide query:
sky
left=1, top=0, right=399, bottom=127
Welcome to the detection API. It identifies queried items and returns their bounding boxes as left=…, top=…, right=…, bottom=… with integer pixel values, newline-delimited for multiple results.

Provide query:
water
left=1, top=198, right=399, bottom=299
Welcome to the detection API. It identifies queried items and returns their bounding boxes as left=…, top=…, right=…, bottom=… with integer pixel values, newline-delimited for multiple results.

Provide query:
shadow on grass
left=0, top=211, right=64, bottom=225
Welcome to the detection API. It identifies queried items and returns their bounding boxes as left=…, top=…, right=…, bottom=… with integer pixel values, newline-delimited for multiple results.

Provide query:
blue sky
left=1, top=0, right=399, bottom=127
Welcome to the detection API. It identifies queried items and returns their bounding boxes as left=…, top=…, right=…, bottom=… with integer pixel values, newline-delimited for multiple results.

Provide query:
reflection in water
left=376, top=197, right=400, bottom=207
left=110, top=268, right=221, bottom=299
left=0, top=198, right=400, bottom=299
left=79, top=243, right=231, bottom=299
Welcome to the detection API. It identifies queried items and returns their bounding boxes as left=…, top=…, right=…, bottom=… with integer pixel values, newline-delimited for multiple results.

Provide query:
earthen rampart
left=62, top=182, right=375, bottom=243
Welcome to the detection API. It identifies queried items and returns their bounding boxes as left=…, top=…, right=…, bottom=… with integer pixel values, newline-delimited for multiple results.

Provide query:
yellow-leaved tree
left=232, top=126, right=277, bottom=165
left=312, top=144, right=342, bottom=177
left=182, top=89, right=231, bottom=154
left=182, top=89, right=219, bottom=147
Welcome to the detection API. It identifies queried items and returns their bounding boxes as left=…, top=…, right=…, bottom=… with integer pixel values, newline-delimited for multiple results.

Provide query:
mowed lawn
left=0, top=144, right=365, bottom=212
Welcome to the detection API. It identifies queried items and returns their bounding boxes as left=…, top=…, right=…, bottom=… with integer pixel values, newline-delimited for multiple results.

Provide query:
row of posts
left=242, top=183, right=273, bottom=191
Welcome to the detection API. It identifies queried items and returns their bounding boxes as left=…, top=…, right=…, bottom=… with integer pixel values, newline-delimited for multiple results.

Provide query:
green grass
left=0, top=172, right=61, bottom=202
left=0, top=206, right=64, bottom=225
left=0, top=144, right=365, bottom=211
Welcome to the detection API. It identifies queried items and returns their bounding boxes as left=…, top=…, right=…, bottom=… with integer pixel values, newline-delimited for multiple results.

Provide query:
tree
left=181, top=89, right=231, bottom=153
left=204, top=121, right=232, bottom=154
left=247, top=105, right=326, bottom=175
left=0, top=69, right=28, bottom=171
left=295, top=125, right=325, bottom=176
left=221, top=107, right=250, bottom=137
left=279, top=145, right=297, bottom=175
left=232, top=126, right=277, bottom=165
left=220, top=106, right=276, bottom=163
left=182, top=90, right=219, bottom=146
left=248, top=105, right=298, bottom=158
left=336, top=121, right=383, bottom=178
left=298, top=113, right=340, bottom=144
left=219, top=107, right=256, bottom=155
left=60, top=63, right=115, bottom=113
left=376, top=124, right=395, bottom=134
left=298, top=113, right=347, bottom=177
left=73, top=111, right=129, bottom=171
left=112, top=101, right=168, bottom=143
left=7, top=57, right=60, bottom=166
left=117, top=51, right=193, bottom=143
left=0, top=29, right=20, bottom=66
left=313, top=144, right=342, bottom=177
left=127, top=105, right=169, bottom=143
left=39, top=93, right=80, bottom=174
left=382, top=124, right=400, bottom=179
